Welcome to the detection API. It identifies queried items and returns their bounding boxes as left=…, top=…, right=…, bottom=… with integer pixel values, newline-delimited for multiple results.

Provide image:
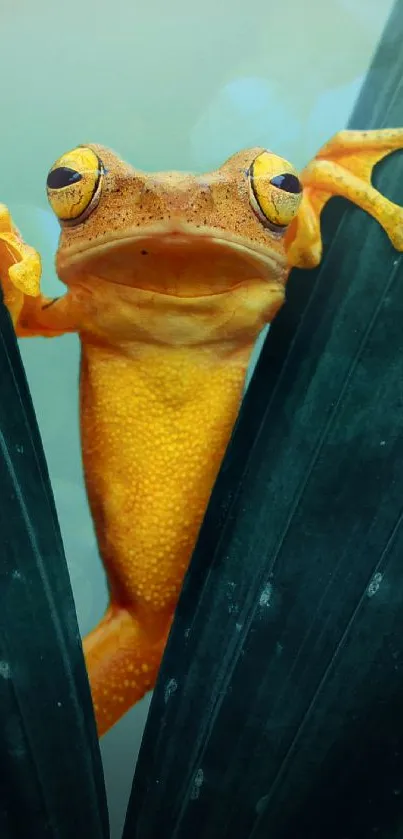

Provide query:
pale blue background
left=0, top=0, right=394, bottom=834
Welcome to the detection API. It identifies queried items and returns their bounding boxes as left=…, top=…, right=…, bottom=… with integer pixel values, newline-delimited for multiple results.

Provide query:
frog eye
left=248, top=150, right=302, bottom=231
left=46, top=146, right=104, bottom=224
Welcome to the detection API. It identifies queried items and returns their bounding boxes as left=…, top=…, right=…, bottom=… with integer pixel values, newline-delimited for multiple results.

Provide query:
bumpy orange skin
left=80, top=341, right=251, bottom=728
left=1, top=128, right=403, bottom=735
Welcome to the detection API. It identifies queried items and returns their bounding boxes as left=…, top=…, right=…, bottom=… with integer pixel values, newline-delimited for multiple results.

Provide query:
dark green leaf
left=0, top=301, right=109, bottom=839
left=124, top=3, right=403, bottom=838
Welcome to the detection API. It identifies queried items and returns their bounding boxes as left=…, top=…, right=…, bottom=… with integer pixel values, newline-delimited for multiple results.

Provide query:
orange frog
left=1, top=129, right=403, bottom=736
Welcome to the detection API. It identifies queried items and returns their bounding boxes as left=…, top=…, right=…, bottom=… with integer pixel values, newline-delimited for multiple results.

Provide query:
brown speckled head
left=46, top=144, right=303, bottom=301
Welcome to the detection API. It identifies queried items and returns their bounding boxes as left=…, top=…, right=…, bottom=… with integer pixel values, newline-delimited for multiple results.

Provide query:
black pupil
left=47, top=167, right=83, bottom=190
left=270, top=173, right=302, bottom=194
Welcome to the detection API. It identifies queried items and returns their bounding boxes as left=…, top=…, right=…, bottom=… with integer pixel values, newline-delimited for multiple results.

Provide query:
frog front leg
left=286, top=128, right=403, bottom=268
left=0, top=204, right=76, bottom=336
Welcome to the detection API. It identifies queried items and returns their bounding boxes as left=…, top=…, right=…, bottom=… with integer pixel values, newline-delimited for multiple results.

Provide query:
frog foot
left=286, top=128, right=403, bottom=268
left=0, top=204, right=41, bottom=326
left=83, top=602, right=170, bottom=736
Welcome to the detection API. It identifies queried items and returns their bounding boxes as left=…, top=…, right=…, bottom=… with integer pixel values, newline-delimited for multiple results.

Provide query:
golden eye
left=248, top=150, right=302, bottom=231
left=46, top=146, right=104, bottom=224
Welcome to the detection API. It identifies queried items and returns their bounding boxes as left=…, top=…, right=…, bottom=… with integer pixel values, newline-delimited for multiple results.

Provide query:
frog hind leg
left=83, top=603, right=171, bottom=736
left=285, top=128, right=403, bottom=269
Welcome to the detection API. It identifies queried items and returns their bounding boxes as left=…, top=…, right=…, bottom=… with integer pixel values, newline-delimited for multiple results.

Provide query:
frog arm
left=285, top=128, right=403, bottom=268
left=0, top=205, right=76, bottom=337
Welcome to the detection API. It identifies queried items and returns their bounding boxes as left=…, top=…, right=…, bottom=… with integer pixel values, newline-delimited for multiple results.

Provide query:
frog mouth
left=58, top=223, right=288, bottom=297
